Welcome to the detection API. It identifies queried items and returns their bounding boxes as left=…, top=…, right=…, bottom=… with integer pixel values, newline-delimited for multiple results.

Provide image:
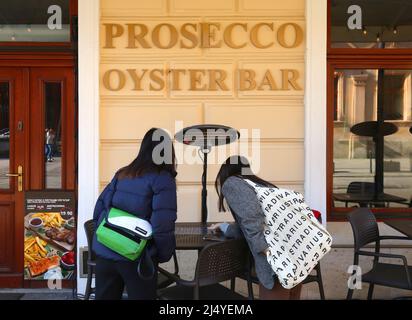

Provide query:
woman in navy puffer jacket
left=92, top=128, right=177, bottom=300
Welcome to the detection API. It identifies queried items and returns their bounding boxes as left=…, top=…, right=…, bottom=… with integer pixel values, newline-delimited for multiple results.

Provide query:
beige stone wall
left=99, top=0, right=306, bottom=222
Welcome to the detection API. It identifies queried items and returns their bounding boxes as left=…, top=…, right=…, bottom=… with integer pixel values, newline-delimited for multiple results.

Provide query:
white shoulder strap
left=243, top=178, right=259, bottom=189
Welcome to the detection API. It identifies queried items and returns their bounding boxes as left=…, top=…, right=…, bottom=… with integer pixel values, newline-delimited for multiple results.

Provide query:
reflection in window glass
left=0, top=0, right=70, bottom=42
left=331, top=0, right=412, bottom=49
left=333, top=69, right=412, bottom=208
left=0, top=83, right=10, bottom=189
left=45, top=83, right=62, bottom=189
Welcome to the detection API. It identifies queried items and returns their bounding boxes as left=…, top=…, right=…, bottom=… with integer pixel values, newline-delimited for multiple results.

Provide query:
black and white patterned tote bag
left=245, top=179, right=333, bottom=289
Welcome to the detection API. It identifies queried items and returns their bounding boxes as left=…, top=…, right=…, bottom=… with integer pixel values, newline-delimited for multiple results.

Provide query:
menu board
left=24, top=191, right=76, bottom=281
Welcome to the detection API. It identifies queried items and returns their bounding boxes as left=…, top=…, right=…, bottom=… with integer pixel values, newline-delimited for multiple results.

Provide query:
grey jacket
left=221, top=176, right=275, bottom=290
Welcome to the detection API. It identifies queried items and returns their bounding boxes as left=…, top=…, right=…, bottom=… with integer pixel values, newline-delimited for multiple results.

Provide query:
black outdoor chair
left=302, top=264, right=326, bottom=299
left=83, top=219, right=178, bottom=300
left=347, top=208, right=412, bottom=300
left=346, top=181, right=386, bottom=208
left=84, top=219, right=97, bottom=300
left=230, top=252, right=325, bottom=299
left=157, top=239, right=252, bottom=300
left=347, top=181, right=375, bottom=194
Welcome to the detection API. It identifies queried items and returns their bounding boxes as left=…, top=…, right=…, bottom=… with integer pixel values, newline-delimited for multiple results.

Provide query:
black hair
left=117, top=128, right=177, bottom=179
left=215, top=155, right=274, bottom=212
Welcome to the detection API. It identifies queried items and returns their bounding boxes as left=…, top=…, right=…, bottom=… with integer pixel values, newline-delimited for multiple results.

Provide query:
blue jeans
left=45, top=144, right=53, bottom=161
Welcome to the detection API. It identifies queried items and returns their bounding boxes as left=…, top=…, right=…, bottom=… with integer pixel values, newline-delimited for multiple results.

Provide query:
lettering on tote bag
left=244, top=179, right=333, bottom=289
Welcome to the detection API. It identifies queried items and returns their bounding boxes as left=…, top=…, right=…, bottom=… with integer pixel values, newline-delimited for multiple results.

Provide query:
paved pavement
left=0, top=289, right=74, bottom=300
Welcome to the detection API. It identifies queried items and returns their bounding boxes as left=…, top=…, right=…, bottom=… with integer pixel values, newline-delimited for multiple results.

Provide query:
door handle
left=5, top=165, right=23, bottom=192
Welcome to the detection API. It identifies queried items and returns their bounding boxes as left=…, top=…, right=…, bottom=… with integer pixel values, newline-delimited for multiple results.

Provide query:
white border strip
left=77, top=0, right=100, bottom=295
left=305, top=0, right=327, bottom=223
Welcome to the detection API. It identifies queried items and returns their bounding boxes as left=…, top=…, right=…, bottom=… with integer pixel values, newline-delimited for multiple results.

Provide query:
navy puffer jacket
left=92, top=171, right=177, bottom=263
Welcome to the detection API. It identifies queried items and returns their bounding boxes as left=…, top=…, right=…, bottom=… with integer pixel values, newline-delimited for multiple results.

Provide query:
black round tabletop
left=350, top=121, right=398, bottom=137
left=175, top=124, right=240, bottom=147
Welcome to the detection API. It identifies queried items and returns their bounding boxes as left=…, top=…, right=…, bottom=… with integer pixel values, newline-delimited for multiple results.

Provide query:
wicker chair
left=83, top=219, right=97, bottom=300
left=347, top=208, right=412, bottom=300
left=157, top=239, right=252, bottom=300
left=230, top=246, right=325, bottom=299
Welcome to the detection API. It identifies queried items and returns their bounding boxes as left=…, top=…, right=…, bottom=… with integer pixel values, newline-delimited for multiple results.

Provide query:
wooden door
left=0, top=67, right=75, bottom=287
left=29, top=67, right=76, bottom=192
left=0, top=68, right=26, bottom=286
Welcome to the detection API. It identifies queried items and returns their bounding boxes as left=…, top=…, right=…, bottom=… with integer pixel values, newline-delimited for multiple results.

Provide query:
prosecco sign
left=102, top=22, right=304, bottom=93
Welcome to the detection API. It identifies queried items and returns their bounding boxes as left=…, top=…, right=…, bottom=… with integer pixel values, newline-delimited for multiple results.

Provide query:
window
left=330, top=0, right=412, bottom=49
left=0, top=0, right=71, bottom=42
left=383, top=72, right=411, bottom=120
left=328, top=1, right=412, bottom=219
left=44, top=82, right=62, bottom=189
left=0, top=83, right=10, bottom=189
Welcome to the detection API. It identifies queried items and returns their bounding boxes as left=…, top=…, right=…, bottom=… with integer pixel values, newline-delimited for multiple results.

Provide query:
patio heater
left=350, top=69, right=398, bottom=198
left=175, top=124, right=240, bottom=223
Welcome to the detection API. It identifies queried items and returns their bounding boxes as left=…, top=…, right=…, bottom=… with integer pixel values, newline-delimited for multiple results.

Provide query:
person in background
left=45, top=128, right=55, bottom=162
left=213, top=155, right=302, bottom=300
left=92, top=128, right=177, bottom=300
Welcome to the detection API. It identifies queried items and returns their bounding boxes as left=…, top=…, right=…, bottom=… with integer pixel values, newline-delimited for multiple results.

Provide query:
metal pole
left=375, top=68, right=385, bottom=197
left=201, top=151, right=208, bottom=223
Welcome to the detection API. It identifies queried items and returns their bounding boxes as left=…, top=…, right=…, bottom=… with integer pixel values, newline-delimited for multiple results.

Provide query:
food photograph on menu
left=24, top=192, right=76, bottom=281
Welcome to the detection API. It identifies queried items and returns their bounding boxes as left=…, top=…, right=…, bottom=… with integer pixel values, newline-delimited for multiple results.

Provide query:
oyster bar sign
left=102, top=22, right=304, bottom=93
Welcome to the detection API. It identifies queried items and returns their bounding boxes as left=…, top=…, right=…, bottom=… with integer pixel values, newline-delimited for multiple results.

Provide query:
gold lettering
left=126, top=24, right=151, bottom=49
left=103, top=69, right=126, bottom=91
left=180, top=23, right=199, bottom=49
left=200, top=23, right=222, bottom=48
left=127, top=69, right=147, bottom=91
left=281, top=69, right=302, bottom=90
left=250, top=23, right=274, bottom=49
left=239, top=69, right=256, bottom=91
left=209, top=70, right=229, bottom=91
left=152, top=24, right=178, bottom=49
left=277, top=23, right=303, bottom=49
left=171, top=69, right=186, bottom=90
left=189, top=69, right=207, bottom=91
left=223, top=23, right=247, bottom=49
left=258, top=70, right=278, bottom=90
left=149, top=69, right=165, bottom=91
left=104, top=24, right=124, bottom=49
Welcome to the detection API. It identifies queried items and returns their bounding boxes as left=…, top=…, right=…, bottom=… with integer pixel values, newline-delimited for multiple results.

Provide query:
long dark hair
left=116, top=128, right=177, bottom=179
left=215, top=156, right=274, bottom=212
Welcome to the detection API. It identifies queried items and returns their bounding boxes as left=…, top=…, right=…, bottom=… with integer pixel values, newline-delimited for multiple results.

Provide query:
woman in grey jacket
left=214, top=155, right=302, bottom=300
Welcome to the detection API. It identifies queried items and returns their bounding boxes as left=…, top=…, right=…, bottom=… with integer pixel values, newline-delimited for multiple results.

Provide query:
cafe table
left=384, top=220, right=412, bottom=239
left=161, top=222, right=233, bottom=287
left=333, top=193, right=407, bottom=208
left=175, top=222, right=227, bottom=250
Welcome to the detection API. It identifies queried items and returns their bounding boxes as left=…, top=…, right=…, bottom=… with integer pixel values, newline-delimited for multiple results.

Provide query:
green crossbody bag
left=96, top=207, right=153, bottom=261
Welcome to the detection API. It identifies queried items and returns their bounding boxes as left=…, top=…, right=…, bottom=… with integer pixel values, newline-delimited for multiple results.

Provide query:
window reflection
left=333, top=69, right=412, bottom=208
left=331, top=0, right=412, bottom=49
left=45, top=82, right=62, bottom=189
left=0, top=83, right=10, bottom=189
left=0, top=0, right=70, bottom=42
